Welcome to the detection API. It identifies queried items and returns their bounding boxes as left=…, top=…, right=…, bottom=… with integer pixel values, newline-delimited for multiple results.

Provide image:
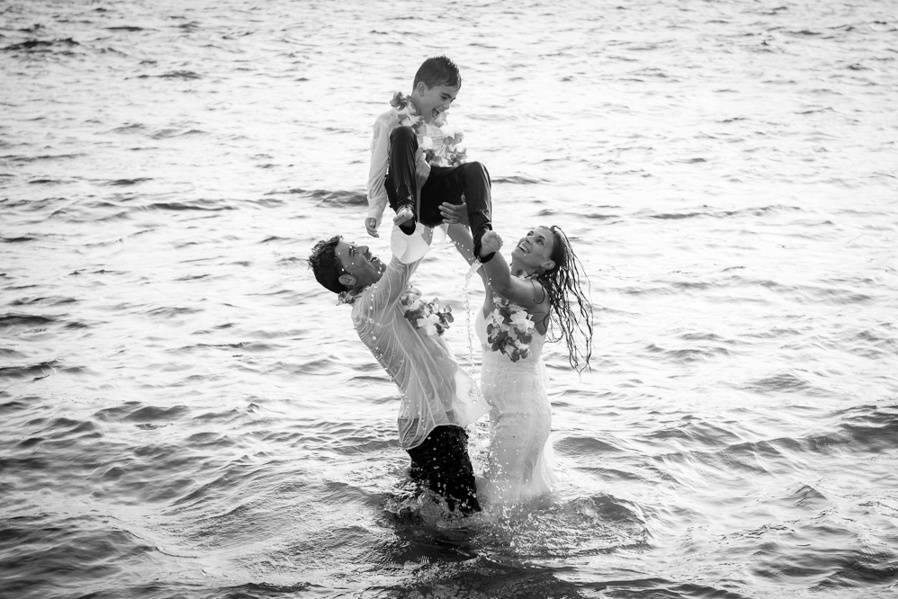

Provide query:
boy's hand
left=365, top=217, right=379, bottom=237
left=438, top=197, right=469, bottom=225
left=480, top=230, right=502, bottom=257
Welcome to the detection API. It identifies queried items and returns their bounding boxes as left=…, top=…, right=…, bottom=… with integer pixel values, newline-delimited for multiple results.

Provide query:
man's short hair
left=308, top=236, right=348, bottom=294
left=414, top=55, right=461, bottom=89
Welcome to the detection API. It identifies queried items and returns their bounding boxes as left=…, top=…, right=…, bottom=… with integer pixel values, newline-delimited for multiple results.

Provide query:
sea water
left=1, top=1, right=896, bottom=597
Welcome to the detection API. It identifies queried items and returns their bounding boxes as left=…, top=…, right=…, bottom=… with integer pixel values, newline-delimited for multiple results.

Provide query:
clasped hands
left=439, top=198, right=502, bottom=259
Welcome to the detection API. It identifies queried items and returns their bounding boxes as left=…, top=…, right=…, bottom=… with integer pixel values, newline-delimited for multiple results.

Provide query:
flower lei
left=400, top=287, right=453, bottom=336
left=336, top=289, right=360, bottom=305
left=390, top=92, right=467, bottom=168
left=486, top=297, right=535, bottom=362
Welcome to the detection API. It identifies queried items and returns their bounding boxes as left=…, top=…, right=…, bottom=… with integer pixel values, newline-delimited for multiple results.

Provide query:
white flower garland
left=390, top=92, right=467, bottom=168
left=485, top=297, right=535, bottom=362
left=400, top=287, right=453, bottom=336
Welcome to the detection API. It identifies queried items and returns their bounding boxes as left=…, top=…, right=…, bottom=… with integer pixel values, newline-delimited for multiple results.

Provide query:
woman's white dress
left=476, top=308, right=554, bottom=505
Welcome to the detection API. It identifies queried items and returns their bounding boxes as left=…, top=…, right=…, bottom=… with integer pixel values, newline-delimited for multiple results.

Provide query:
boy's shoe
left=390, top=221, right=432, bottom=264
left=393, top=203, right=414, bottom=226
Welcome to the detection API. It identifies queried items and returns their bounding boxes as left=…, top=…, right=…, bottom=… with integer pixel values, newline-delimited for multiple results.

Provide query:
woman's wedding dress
left=476, top=305, right=554, bottom=505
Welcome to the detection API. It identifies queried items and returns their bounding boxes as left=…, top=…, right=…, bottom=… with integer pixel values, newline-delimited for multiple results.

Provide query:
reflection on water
left=2, top=0, right=897, bottom=597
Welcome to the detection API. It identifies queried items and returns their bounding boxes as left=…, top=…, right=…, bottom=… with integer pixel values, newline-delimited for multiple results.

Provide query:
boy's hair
left=308, top=235, right=348, bottom=294
left=414, top=56, right=461, bottom=89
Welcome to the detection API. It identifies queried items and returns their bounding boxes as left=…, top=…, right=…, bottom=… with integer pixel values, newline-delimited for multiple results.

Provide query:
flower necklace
left=389, top=92, right=467, bottom=168
left=336, top=288, right=361, bottom=305
left=400, top=287, right=453, bottom=336
left=485, top=296, right=535, bottom=362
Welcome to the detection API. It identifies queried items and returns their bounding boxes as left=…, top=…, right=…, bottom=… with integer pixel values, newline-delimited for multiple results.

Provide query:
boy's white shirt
left=365, top=109, right=400, bottom=225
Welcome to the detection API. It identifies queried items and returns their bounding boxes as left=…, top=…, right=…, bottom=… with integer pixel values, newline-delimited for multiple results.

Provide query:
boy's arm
left=366, top=113, right=393, bottom=237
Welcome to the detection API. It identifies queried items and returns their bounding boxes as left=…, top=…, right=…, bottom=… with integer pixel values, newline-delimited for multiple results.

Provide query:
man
left=308, top=225, right=485, bottom=514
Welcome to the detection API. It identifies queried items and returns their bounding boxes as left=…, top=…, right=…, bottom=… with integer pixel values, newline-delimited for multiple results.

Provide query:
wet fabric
left=476, top=306, right=555, bottom=505
left=407, top=425, right=481, bottom=514
left=351, top=257, right=487, bottom=450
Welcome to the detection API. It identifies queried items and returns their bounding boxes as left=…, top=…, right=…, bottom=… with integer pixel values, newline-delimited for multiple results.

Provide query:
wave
left=2, top=38, right=80, bottom=52
left=0, top=514, right=157, bottom=597
left=149, top=127, right=206, bottom=139
left=555, top=435, right=624, bottom=455
left=27, top=178, right=67, bottom=185
left=646, top=342, right=731, bottom=363
left=103, top=177, right=153, bottom=186
left=283, top=187, right=367, bottom=206
left=0, top=360, right=60, bottom=380
left=492, top=175, right=547, bottom=185
left=9, top=296, right=76, bottom=307
left=158, top=70, right=202, bottom=80
left=643, top=204, right=807, bottom=221
left=1, top=153, right=85, bottom=164
left=146, top=199, right=234, bottom=212
left=745, top=372, right=812, bottom=393
left=813, top=554, right=898, bottom=590
left=375, top=491, right=649, bottom=595
left=0, top=313, right=57, bottom=327
left=124, top=405, right=190, bottom=423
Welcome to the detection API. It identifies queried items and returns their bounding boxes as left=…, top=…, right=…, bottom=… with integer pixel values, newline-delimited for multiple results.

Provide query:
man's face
left=414, top=82, right=459, bottom=123
left=334, top=240, right=385, bottom=289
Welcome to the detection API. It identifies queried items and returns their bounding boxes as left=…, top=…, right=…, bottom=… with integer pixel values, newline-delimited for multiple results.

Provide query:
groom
left=308, top=227, right=485, bottom=514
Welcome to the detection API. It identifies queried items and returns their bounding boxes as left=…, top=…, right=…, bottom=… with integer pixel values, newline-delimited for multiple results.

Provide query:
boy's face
left=413, top=82, right=459, bottom=123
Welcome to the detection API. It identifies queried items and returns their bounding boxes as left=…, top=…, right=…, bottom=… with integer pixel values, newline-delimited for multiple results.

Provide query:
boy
left=365, top=55, right=495, bottom=261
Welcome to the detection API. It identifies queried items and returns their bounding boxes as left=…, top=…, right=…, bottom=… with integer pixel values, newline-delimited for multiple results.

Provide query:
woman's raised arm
left=478, top=231, right=547, bottom=311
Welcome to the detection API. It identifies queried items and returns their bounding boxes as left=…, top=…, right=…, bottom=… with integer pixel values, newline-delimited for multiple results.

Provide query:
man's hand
left=438, top=197, right=469, bottom=225
left=480, top=230, right=502, bottom=257
left=415, top=148, right=431, bottom=188
left=365, top=217, right=379, bottom=237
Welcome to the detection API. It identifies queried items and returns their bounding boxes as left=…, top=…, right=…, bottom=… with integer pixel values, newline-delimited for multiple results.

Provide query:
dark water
left=1, top=1, right=897, bottom=597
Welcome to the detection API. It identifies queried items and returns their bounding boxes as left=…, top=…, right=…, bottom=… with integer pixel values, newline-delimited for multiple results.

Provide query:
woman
left=441, top=205, right=594, bottom=505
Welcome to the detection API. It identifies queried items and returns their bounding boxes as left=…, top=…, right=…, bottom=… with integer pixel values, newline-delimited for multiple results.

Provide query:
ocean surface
left=1, top=0, right=896, bottom=597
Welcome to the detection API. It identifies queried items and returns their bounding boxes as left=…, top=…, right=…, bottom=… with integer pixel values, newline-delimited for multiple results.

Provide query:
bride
left=442, top=205, right=594, bottom=505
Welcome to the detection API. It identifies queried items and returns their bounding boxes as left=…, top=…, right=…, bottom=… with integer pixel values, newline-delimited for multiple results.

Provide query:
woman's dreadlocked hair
left=535, top=226, right=594, bottom=373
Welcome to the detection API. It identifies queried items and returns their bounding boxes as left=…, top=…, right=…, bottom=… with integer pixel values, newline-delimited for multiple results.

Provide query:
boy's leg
left=419, top=161, right=494, bottom=261
left=385, top=126, right=418, bottom=234
left=406, top=425, right=481, bottom=514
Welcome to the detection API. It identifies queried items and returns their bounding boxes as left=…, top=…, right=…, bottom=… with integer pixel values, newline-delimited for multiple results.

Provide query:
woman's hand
left=439, top=197, right=469, bottom=225
left=480, top=230, right=502, bottom=258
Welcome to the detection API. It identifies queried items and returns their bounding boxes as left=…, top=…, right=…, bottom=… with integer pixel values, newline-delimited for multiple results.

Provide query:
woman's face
left=510, top=226, right=556, bottom=272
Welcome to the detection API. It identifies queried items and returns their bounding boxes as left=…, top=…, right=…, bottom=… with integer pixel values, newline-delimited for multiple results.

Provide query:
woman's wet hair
left=535, top=226, right=594, bottom=373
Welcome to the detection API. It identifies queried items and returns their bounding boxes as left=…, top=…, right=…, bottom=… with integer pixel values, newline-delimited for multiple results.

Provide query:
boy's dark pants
left=406, top=425, right=481, bottom=514
left=385, top=125, right=493, bottom=259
